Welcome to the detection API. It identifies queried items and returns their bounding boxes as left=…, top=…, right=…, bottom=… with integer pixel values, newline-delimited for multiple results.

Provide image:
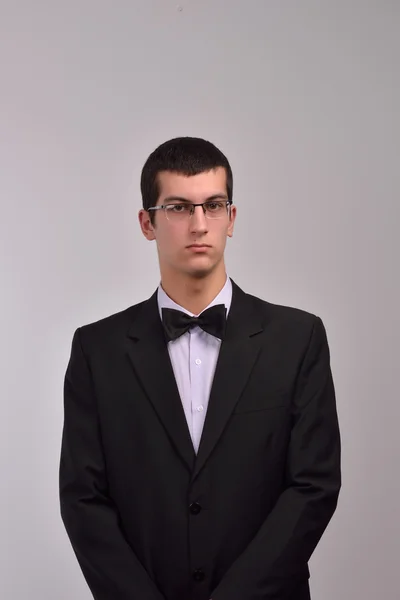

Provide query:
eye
left=168, top=204, right=189, bottom=213
left=205, top=201, right=224, bottom=211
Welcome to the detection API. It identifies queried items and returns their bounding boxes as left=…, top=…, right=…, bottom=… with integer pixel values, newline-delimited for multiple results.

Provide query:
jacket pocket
left=232, top=393, right=289, bottom=414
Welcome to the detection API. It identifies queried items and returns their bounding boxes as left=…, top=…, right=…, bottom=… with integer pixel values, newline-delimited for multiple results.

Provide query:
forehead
left=156, top=167, right=227, bottom=202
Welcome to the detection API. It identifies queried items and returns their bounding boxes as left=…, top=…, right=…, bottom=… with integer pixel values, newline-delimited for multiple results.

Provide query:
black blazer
left=59, top=279, right=341, bottom=600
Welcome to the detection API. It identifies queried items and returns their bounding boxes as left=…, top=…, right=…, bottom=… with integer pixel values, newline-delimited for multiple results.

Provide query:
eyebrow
left=162, top=194, right=228, bottom=204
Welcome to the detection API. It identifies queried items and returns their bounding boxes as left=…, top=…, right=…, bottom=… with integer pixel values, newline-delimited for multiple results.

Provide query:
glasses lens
left=165, top=204, right=191, bottom=221
left=204, top=201, right=228, bottom=219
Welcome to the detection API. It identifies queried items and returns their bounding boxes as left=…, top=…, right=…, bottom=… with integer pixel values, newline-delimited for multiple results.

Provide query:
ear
left=227, top=204, right=237, bottom=238
left=138, top=209, right=156, bottom=241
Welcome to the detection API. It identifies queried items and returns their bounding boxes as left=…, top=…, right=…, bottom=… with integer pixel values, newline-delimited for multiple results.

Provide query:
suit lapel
left=125, top=280, right=265, bottom=480
left=125, top=290, right=196, bottom=473
left=191, top=280, right=264, bottom=481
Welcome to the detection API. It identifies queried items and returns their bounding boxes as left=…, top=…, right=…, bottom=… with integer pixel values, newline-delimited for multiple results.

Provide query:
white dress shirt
left=157, top=277, right=233, bottom=454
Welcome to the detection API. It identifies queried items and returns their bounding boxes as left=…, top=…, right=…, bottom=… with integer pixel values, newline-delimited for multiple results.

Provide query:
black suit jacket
left=59, top=279, right=341, bottom=600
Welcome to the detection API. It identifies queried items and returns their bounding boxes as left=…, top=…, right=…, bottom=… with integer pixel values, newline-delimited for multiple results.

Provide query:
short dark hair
left=140, top=137, right=233, bottom=221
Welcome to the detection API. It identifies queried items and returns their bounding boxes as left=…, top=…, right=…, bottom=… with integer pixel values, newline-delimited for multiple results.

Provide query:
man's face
left=139, top=167, right=236, bottom=279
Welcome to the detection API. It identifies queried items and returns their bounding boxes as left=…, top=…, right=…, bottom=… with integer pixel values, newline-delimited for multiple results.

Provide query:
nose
left=189, top=205, right=208, bottom=234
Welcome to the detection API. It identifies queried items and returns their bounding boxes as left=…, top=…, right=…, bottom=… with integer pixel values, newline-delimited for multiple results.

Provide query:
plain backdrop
left=1, top=1, right=399, bottom=599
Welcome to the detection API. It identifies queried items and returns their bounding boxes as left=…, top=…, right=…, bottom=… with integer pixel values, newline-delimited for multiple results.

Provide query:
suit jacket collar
left=126, top=278, right=265, bottom=481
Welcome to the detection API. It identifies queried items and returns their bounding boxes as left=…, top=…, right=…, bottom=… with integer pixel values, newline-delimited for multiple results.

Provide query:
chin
left=186, top=262, right=217, bottom=279
left=190, top=270, right=211, bottom=280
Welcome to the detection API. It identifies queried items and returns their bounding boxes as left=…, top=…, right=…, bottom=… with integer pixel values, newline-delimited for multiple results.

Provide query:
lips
left=186, top=244, right=211, bottom=253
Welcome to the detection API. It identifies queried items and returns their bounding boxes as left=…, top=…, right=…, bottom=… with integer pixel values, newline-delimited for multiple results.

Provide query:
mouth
left=186, top=244, right=211, bottom=251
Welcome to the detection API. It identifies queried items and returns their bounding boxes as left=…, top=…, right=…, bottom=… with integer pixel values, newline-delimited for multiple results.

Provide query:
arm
left=211, top=316, right=341, bottom=600
left=59, top=328, right=165, bottom=600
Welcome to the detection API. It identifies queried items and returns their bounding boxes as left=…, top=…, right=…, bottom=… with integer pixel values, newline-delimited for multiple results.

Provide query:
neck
left=160, top=267, right=228, bottom=315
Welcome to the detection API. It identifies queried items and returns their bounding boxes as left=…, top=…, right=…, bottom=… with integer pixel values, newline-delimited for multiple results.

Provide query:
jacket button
left=192, top=569, right=205, bottom=582
left=189, top=502, right=202, bottom=515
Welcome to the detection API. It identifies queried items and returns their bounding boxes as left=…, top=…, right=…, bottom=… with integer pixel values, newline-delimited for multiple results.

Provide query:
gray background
left=1, top=1, right=399, bottom=598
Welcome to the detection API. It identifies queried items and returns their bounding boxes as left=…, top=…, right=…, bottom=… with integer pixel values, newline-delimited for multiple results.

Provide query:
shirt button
left=192, top=569, right=205, bottom=582
left=196, top=405, right=204, bottom=412
left=195, top=358, right=202, bottom=365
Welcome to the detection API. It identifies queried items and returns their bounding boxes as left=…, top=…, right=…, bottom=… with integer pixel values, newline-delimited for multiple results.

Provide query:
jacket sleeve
left=211, top=316, right=342, bottom=600
left=59, top=327, right=165, bottom=600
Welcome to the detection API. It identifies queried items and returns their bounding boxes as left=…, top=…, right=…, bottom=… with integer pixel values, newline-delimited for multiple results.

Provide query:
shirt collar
left=157, top=276, right=233, bottom=320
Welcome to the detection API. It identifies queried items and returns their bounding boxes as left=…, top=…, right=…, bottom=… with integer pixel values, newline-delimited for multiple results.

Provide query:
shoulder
left=242, top=289, right=327, bottom=349
left=70, top=297, right=150, bottom=350
left=247, top=290, right=319, bottom=325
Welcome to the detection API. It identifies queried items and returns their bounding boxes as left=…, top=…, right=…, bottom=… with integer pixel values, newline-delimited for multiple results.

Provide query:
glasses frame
left=147, top=199, right=232, bottom=220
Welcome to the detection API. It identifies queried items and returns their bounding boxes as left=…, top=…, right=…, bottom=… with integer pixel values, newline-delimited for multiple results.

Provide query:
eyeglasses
left=147, top=200, right=232, bottom=222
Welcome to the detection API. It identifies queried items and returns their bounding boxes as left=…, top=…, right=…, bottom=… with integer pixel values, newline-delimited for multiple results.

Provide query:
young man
left=59, top=137, right=341, bottom=600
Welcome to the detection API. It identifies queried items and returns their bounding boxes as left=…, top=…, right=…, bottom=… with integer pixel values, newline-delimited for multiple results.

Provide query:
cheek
left=156, top=228, right=183, bottom=255
left=217, top=226, right=230, bottom=244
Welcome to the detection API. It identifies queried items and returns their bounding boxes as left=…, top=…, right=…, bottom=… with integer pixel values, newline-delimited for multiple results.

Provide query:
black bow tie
left=162, top=304, right=227, bottom=342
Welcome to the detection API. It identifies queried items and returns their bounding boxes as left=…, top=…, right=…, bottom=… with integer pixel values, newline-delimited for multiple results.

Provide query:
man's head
left=138, top=137, right=236, bottom=281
